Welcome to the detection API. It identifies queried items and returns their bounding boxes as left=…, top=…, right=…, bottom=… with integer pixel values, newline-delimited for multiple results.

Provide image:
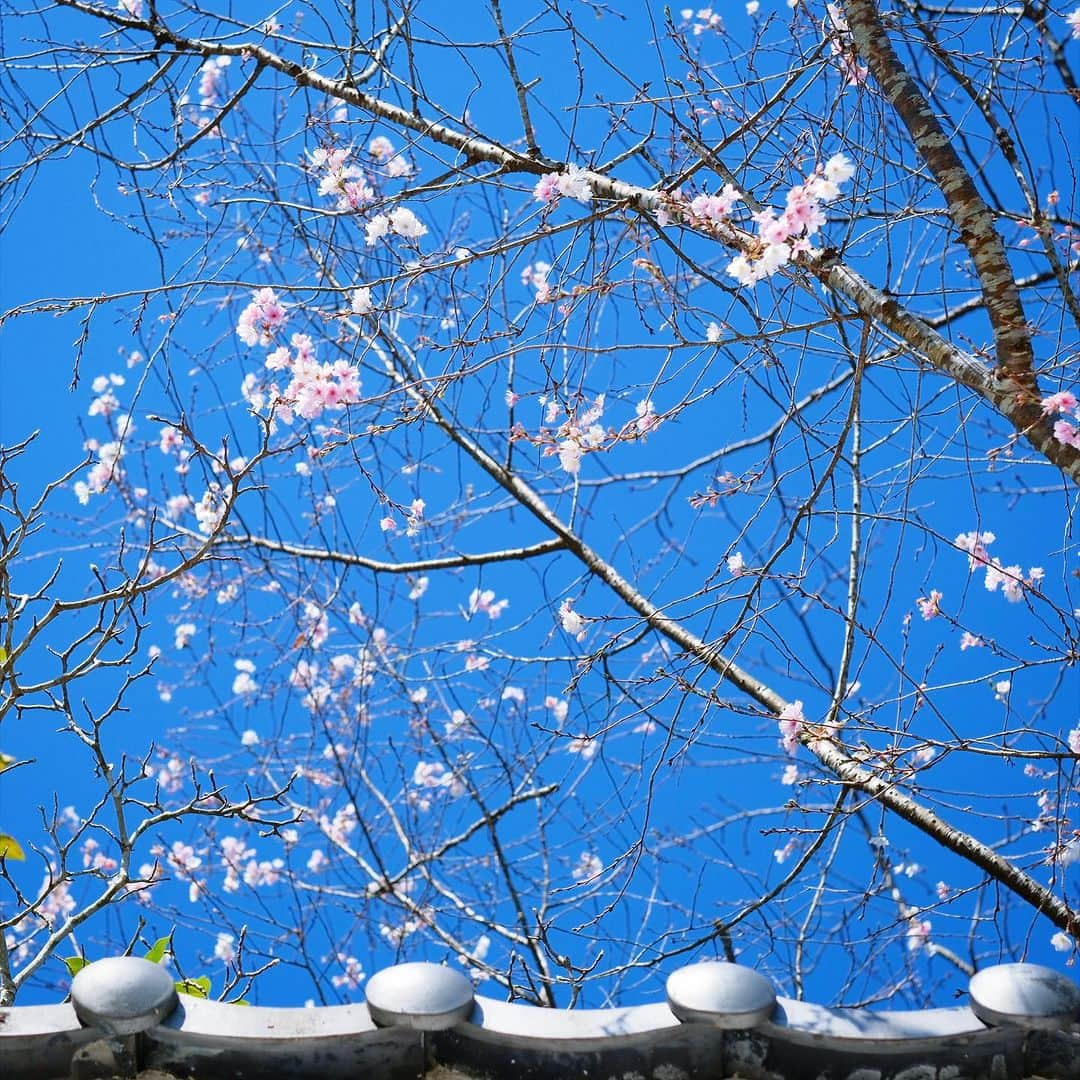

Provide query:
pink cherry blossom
left=468, top=587, right=509, bottom=618
left=1068, top=8, right=1080, bottom=38
left=573, top=851, right=603, bottom=881
left=214, top=933, right=235, bottom=964
left=954, top=530, right=995, bottom=570
left=689, top=183, right=741, bottom=225
left=38, top=876, right=76, bottom=923
left=157, top=757, right=186, bottom=792
left=388, top=206, right=427, bottom=239
left=328, top=959, right=367, bottom=989
left=533, top=164, right=592, bottom=204
left=777, top=700, right=804, bottom=754
left=557, top=440, right=583, bottom=474
left=158, top=425, right=183, bottom=454
left=545, top=696, right=569, bottom=724
left=1052, top=419, right=1080, bottom=448
left=533, top=173, right=563, bottom=202
left=365, top=214, right=391, bottom=245
left=232, top=658, right=258, bottom=696
left=567, top=735, right=596, bottom=758
left=634, top=399, right=660, bottom=436
left=197, top=57, right=230, bottom=108
left=983, top=561, right=1025, bottom=602
left=521, top=260, right=553, bottom=301
left=368, top=135, right=394, bottom=161
left=236, top=287, right=287, bottom=346
left=350, top=286, right=373, bottom=314
left=559, top=598, right=587, bottom=641
left=81, top=837, right=118, bottom=872
left=1040, top=390, right=1078, bottom=415
left=311, top=146, right=374, bottom=211
left=916, top=589, right=942, bottom=620
left=905, top=917, right=931, bottom=951
left=194, top=485, right=226, bottom=534
left=168, top=840, right=202, bottom=873
left=825, top=4, right=868, bottom=86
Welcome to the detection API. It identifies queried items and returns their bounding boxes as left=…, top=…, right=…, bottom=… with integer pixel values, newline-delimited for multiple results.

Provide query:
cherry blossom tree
left=2, top=0, right=1079, bottom=1009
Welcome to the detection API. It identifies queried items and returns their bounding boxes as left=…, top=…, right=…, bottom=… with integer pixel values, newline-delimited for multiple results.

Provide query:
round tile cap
left=666, top=960, right=777, bottom=1028
left=365, top=962, right=475, bottom=1030
left=71, top=956, right=179, bottom=1036
left=969, top=962, right=1080, bottom=1029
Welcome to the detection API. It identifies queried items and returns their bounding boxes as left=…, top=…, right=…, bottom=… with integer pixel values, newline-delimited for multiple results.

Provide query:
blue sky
left=2, top=0, right=1079, bottom=1011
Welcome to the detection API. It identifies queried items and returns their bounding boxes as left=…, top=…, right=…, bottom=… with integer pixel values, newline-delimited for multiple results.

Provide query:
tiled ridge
left=2, top=957, right=1078, bottom=1079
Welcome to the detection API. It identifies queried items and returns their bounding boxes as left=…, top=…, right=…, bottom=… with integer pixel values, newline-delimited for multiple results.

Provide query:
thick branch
left=844, top=0, right=1035, bottom=385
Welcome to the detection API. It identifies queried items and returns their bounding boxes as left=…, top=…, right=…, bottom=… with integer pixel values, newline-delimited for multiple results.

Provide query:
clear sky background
left=1, top=0, right=1078, bottom=1011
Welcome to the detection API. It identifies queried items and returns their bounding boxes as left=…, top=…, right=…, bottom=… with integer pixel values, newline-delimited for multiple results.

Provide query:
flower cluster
left=350, top=286, right=374, bottom=315
left=954, top=530, right=1041, bottom=604
left=558, top=598, right=587, bottom=641
left=75, top=436, right=127, bottom=504
left=533, top=164, right=593, bottom=204
left=232, top=658, right=258, bottom=696
left=551, top=395, right=606, bottom=474
left=727, top=153, right=855, bottom=286
left=409, top=760, right=465, bottom=811
left=309, top=146, right=374, bottom=212
left=236, top=287, right=288, bottom=346
left=332, top=954, right=365, bottom=990
left=365, top=206, right=427, bottom=245
left=468, top=588, right=509, bottom=619
left=521, top=260, right=553, bottom=302
left=244, top=330, right=362, bottom=423
left=367, top=134, right=411, bottom=178
left=198, top=57, right=231, bottom=109
left=916, top=590, right=943, bottom=620
left=905, top=916, right=932, bottom=952
left=688, top=183, right=741, bottom=228
left=88, top=372, right=124, bottom=417
left=573, top=851, right=603, bottom=881
left=194, top=485, right=227, bottom=535
left=777, top=700, right=805, bottom=754
left=679, top=7, right=723, bottom=34
left=1041, top=389, right=1080, bottom=448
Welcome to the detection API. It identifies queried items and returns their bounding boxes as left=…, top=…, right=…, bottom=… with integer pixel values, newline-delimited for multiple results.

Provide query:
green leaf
left=144, top=935, right=171, bottom=965
left=176, top=975, right=212, bottom=999
left=229, top=998, right=251, bottom=1006
left=0, top=752, right=14, bottom=773
left=63, top=956, right=89, bottom=978
left=0, top=647, right=7, bottom=666
left=0, top=833, right=25, bottom=860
